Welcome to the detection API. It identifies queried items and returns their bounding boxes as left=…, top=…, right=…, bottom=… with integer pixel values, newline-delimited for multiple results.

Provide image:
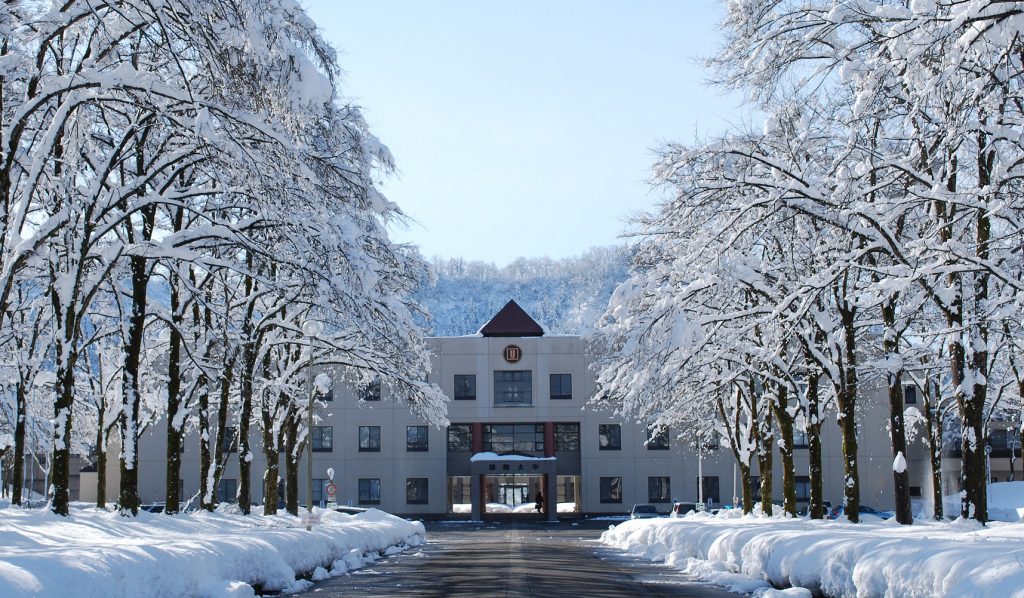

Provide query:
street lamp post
left=301, top=319, right=323, bottom=531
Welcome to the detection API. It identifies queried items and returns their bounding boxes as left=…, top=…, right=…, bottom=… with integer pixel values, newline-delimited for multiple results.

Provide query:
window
left=700, top=476, right=720, bottom=504
left=903, top=385, right=918, bottom=405
left=221, top=426, right=237, bottom=453
left=701, top=431, right=720, bottom=451
left=311, top=426, right=333, bottom=452
left=312, top=478, right=329, bottom=504
left=406, top=478, right=428, bottom=504
left=795, top=476, right=810, bottom=501
left=482, top=424, right=544, bottom=452
left=447, top=424, right=472, bottom=452
left=322, top=385, right=334, bottom=402
left=749, top=476, right=760, bottom=498
left=910, top=486, right=922, bottom=498
left=359, top=379, right=381, bottom=402
left=454, top=374, right=476, bottom=400
left=494, top=370, right=532, bottom=406
left=793, top=429, right=809, bottom=449
left=549, top=374, right=572, bottom=400
left=217, top=478, right=237, bottom=503
left=990, top=429, right=1008, bottom=449
left=358, top=478, right=381, bottom=505
left=648, top=476, right=671, bottom=503
left=600, top=476, right=622, bottom=503
left=358, top=426, right=381, bottom=452
left=407, top=425, right=429, bottom=452
left=555, top=423, right=580, bottom=451
left=599, top=424, right=621, bottom=450
left=646, top=427, right=669, bottom=450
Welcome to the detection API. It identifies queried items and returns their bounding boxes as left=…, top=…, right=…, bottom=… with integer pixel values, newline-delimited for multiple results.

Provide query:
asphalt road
left=298, top=519, right=743, bottom=597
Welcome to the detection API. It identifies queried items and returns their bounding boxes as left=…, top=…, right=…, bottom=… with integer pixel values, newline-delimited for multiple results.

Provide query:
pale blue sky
left=304, top=1, right=745, bottom=265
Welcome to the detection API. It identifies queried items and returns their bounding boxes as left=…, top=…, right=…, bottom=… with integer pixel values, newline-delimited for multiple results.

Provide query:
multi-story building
left=118, top=300, right=930, bottom=517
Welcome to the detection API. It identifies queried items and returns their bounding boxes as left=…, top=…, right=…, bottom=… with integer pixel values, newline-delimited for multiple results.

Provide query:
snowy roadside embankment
left=0, top=504, right=424, bottom=598
left=602, top=512, right=1024, bottom=597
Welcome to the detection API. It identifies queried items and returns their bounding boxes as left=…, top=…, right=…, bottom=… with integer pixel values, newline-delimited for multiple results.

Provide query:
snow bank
left=0, top=505, right=424, bottom=598
left=943, top=481, right=1024, bottom=522
left=602, top=512, right=1024, bottom=597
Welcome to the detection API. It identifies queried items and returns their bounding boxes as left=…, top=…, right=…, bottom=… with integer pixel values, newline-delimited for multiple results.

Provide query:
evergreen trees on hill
left=417, top=246, right=631, bottom=337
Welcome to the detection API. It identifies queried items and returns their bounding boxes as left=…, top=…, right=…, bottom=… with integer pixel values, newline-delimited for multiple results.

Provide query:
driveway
left=298, top=519, right=743, bottom=597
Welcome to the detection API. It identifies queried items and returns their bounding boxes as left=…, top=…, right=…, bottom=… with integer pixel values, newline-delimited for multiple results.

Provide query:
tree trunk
left=165, top=288, right=182, bottom=513
left=964, top=131, right=994, bottom=524
left=284, top=410, right=300, bottom=516
left=882, top=300, right=913, bottom=525
left=50, top=350, right=77, bottom=516
left=96, top=405, right=106, bottom=508
left=772, top=383, right=797, bottom=517
left=261, top=357, right=280, bottom=516
left=237, top=264, right=256, bottom=515
left=198, top=381, right=212, bottom=511
left=757, top=408, right=774, bottom=516
left=195, top=284, right=214, bottom=511
left=164, top=210, right=186, bottom=514
left=923, top=383, right=944, bottom=520
left=238, top=345, right=255, bottom=515
left=210, top=359, right=234, bottom=510
left=836, top=303, right=861, bottom=523
left=887, top=375, right=913, bottom=525
left=739, top=462, right=753, bottom=514
left=12, top=379, right=26, bottom=506
left=806, top=373, right=826, bottom=519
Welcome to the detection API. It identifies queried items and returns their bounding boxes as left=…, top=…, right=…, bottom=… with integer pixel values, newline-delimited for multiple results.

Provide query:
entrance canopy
left=468, top=452, right=557, bottom=521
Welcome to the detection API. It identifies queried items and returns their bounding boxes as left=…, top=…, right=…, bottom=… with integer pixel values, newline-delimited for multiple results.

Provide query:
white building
left=123, top=300, right=929, bottom=517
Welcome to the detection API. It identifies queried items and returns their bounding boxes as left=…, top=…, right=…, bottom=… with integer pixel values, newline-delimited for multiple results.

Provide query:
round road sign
left=325, top=482, right=337, bottom=497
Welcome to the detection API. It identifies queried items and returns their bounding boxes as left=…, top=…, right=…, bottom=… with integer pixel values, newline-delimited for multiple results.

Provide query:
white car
left=630, top=504, right=660, bottom=519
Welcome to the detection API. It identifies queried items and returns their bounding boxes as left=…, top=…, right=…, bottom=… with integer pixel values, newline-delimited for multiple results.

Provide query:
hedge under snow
left=0, top=504, right=424, bottom=597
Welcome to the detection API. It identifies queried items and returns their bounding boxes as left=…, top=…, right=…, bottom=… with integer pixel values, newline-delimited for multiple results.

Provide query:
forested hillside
left=416, top=246, right=631, bottom=337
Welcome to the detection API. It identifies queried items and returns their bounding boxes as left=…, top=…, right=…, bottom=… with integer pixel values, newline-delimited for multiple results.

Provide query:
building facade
left=124, top=300, right=940, bottom=517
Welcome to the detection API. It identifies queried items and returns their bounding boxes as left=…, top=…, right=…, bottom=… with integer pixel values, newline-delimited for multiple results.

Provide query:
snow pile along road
left=602, top=512, right=1024, bottom=597
left=0, top=504, right=424, bottom=598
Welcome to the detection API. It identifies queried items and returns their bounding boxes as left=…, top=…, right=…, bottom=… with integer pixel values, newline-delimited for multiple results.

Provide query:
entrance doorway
left=484, top=474, right=543, bottom=513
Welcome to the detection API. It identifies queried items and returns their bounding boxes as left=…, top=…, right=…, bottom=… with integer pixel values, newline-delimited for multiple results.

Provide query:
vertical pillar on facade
left=471, top=422, right=484, bottom=454
left=545, top=471, right=557, bottom=521
left=471, top=473, right=482, bottom=521
left=544, top=422, right=555, bottom=457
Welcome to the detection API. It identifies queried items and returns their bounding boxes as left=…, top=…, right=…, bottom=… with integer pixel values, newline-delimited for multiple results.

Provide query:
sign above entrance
left=504, top=345, right=522, bottom=363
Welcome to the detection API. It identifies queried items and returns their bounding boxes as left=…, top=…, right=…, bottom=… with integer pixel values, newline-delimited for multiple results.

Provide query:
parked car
left=630, top=504, right=660, bottom=519
left=797, top=501, right=833, bottom=517
left=829, top=504, right=892, bottom=520
left=670, top=502, right=698, bottom=517
left=332, top=506, right=367, bottom=515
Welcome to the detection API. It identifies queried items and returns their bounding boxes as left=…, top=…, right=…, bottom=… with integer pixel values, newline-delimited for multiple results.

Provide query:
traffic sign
left=326, top=482, right=337, bottom=497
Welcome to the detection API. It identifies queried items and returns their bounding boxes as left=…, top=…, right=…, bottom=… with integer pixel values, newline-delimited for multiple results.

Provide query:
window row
left=218, top=425, right=436, bottom=454
left=445, top=423, right=700, bottom=453
left=445, top=423, right=582, bottom=452
left=331, top=477, right=428, bottom=503
left=220, top=423, right=725, bottom=455
left=454, top=372, right=574, bottom=404
left=598, top=475, right=722, bottom=504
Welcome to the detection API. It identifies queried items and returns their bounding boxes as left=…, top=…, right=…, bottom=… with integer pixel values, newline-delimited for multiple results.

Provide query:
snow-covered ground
left=0, top=503, right=424, bottom=598
left=602, top=510, right=1024, bottom=597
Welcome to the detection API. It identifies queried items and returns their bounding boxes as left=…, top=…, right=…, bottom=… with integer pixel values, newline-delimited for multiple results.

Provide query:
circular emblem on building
left=504, top=344, right=522, bottom=363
